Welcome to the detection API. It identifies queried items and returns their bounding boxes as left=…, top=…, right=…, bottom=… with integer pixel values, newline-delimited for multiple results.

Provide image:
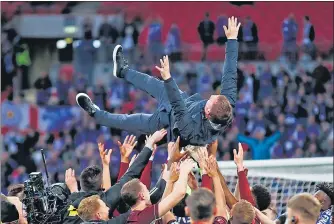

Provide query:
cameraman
left=63, top=130, right=167, bottom=224
left=1, top=194, right=27, bottom=224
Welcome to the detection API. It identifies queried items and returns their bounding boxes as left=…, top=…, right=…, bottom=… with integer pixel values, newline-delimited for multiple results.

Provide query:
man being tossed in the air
left=76, top=17, right=240, bottom=146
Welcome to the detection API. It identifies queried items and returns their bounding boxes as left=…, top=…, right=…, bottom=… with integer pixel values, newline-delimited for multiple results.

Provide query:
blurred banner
left=1, top=101, right=81, bottom=132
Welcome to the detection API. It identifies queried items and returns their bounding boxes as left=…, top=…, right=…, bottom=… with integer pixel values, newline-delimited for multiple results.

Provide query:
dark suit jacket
left=197, top=20, right=215, bottom=44
left=309, top=25, right=315, bottom=42
left=164, top=40, right=239, bottom=146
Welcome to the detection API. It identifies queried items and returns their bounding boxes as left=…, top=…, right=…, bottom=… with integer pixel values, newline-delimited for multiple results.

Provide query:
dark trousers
left=94, top=69, right=170, bottom=135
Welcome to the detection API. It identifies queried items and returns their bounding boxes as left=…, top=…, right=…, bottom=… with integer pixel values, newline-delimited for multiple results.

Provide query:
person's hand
left=188, top=172, right=199, bottom=190
left=204, top=156, right=218, bottom=178
left=167, top=136, right=188, bottom=167
left=146, top=129, right=168, bottom=148
left=179, top=158, right=196, bottom=175
left=65, top=168, right=78, bottom=193
left=223, top=16, right=241, bottom=40
left=233, top=143, right=244, bottom=171
left=194, top=147, right=209, bottom=172
left=169, top=162, right=180, bottom=183
left=161, top=164, right=170, bottom=180
left=98, top=142, right=112, bottom=166
left=207, top=140, right=218, bottom=157
left=155, top=55, right=171, bottom=80
left=118, top=135, right=137, bottom=163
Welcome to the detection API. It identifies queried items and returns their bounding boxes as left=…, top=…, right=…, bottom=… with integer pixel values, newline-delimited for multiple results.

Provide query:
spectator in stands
left=16, top=42, right=31, bottom=90
left=1, top=31, right=16, bottom=92
left=311, top=57, right=331, bottom=94
left=198, top=12, right=215, bottom=61
left=282, top=13, right=298, bottom=65
left=216, top=15, right=228, bottom=46
left=98, top=16, right=118, bottom=62
left=83, top=17, right=93, bottom=40
left=34, top=72, right=52, bottom=105
left=99, top=16, right=113, bottom=41
left=302, top=16, right=316, bottom=59
left=237, top=127, right=281, bottom=160
left=75, top=37, right=96, bottom=85
left=121, top=15, right=139, bottom=64
left=242, top=16, right=258, bottom=60
left=56, top=72, right=72, bottom=105
left=285, top=193, right=321, bottom=224
left=314, top=182, right=333, bottom=224
left=147, top=17, right=164, bottom=65
left=165, top=23, right=182, bottom=62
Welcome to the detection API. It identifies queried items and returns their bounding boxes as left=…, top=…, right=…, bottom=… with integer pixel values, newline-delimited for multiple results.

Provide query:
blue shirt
left=317, top=208, right=332, bottom=224
left=237, top=132, right=281, bottom=160
left=148, top=22, right=162, bottom=43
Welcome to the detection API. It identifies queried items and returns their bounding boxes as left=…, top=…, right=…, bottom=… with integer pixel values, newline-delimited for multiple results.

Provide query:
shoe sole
left=113, top=45, right=122, bottom=78
left=76, top=93, right=91, bottom=108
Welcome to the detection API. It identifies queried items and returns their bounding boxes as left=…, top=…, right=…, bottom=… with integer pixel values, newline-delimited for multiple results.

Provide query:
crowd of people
left=2, top=50, right=333, bottom=195
left=1, top=130, right=333, bottom=224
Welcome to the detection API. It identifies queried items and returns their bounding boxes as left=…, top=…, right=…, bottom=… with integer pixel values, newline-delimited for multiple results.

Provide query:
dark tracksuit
left=63, top=146, right=166, bottom=224
left=94, top=40, right=238, bottom=146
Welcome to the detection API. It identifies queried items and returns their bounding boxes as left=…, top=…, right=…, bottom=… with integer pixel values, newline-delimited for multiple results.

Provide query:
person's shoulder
left=214, top=216, right=228, bottom=224
left=128, top=205, right=158, bottom=223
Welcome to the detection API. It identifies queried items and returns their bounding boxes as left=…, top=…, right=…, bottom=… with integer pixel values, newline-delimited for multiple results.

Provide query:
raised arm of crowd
left=47, top=128, right=330, bottom=224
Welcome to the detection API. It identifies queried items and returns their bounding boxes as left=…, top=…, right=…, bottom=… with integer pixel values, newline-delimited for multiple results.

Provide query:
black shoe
left=113, top=45, right=129, bottom=78
left=76, top=93, right=100, bottom=117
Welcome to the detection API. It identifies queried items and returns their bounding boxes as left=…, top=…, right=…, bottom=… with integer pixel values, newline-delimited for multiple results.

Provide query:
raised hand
left=167, top=136, right=188, bottom=168
left=169, top=162, right=180, bottom=183
left=194, top=147, right=209, bottom=172
left=146, top=129, right=168, bottom=147
left=179, top=158, right=196, bottom=175
left=233, top=143, right=244, bottom=171
left=205, top=156, right=219, bottom=178
left=117, top=135, right=137, bottom=163
left=188, top=172, right=199, bottom=190
left=65, top=168, right=78, bottom=193
left=223, top=16, right=241, bottom=40
left=155, top=55, right=171, bottom=80
left=98, top=142, right=113, bottom=165
left=207, top=139, right=218, bottom=157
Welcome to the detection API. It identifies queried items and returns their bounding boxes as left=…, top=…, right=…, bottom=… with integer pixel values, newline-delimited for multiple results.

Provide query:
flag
left=37, top=106, right=81, bottom=132
left=1, top=101, right=31, bottom=130
left=2, top=102, right=81, bottom=133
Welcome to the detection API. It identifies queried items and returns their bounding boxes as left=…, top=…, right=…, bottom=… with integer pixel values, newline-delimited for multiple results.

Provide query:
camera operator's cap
left=1, top=199, right=19, bottom=222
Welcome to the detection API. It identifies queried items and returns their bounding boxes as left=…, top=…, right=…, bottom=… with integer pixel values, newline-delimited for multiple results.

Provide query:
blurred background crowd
left=1, top=1, right=333, bottom=194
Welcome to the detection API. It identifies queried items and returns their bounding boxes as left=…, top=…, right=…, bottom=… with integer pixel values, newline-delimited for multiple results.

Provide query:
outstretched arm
left=234, top=143, right=256, bottom=206
left=156, top=56, right=193, bottom=137
left=206, top=156, right=228, bottom=219
left=104, top=130, right=167, bottom=212
left=220, top=17, right=240, bottom=108
left=97, top=142, right=113, bottom=191
left=158, top=159, right=196, bottom=217
left=263, top=131, right=281, bottom=148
